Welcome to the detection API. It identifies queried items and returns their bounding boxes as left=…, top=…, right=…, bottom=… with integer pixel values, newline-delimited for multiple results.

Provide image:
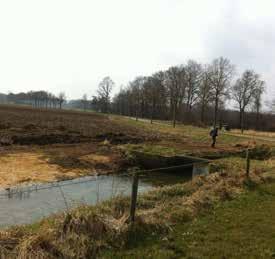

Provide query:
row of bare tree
left=7, top=91, right=66, bottom=109
left=109, top=57, right=265, bottom=132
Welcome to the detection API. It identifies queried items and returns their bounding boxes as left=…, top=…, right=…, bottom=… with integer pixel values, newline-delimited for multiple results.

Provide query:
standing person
left=210, top=127, right=218, bottom=148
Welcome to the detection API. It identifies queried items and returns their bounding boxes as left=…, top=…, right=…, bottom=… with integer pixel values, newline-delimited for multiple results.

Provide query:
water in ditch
left=0, top=171, right=191, bottom=228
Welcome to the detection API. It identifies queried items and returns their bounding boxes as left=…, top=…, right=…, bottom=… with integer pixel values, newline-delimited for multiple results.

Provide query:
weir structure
left=132, top=151, right=210, bottom=178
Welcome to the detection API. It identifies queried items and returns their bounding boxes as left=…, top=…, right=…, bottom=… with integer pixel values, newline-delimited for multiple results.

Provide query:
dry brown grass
left=0, top=105, right=162, bottom=143
left=0, top=143, right=125, bottom=187
left=231, top=129, right=275, bottom=139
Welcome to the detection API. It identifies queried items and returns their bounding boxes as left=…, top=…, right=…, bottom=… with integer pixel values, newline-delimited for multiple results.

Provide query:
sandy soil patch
left=0, top=152, right=86, bottom=188
left=0, top=145, right=123, bottom=188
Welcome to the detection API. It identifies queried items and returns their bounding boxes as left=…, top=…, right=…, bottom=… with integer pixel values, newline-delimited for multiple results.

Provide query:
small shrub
left=247, top=144, right=272, bottom=160
left=169, top=208, right=193, bottom=223
left=143, top=184, right=194, bottom=202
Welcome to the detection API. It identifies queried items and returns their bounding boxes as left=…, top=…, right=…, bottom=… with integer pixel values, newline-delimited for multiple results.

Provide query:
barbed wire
left=0, top=161, right=209, bottom=199
left=0, top=172, right=135, bottom=199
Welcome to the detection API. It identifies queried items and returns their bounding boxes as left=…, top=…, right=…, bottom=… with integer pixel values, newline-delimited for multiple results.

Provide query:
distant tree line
left=7, top=91, right=66, bottom=109
left=104, top=57, right=267, bottom=132
left=3, top=57, right=275, bottom=132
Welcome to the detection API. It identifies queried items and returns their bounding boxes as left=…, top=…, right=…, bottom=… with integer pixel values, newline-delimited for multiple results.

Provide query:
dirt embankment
left=0, top=143, right=128, bottom=188
left=0, top=105, right=161, bottom=147
left=0, top=106, right=161, bottom=187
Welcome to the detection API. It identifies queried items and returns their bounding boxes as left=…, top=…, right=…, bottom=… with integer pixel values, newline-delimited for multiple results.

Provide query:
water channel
left=0, top=171, right=191, bottom=228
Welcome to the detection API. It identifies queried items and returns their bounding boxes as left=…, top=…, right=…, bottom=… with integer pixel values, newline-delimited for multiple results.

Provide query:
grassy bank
left=1, top=155, right=273, bottom=258
left=103, top=182, right=275, bottom=258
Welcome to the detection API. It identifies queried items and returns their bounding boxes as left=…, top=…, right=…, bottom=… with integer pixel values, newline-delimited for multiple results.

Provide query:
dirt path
left=224, top=132, right=275, bottom=143
left=127, top=116, right=275, bottom=144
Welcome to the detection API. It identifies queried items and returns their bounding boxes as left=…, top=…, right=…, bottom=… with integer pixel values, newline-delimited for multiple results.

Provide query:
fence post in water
left=130, top=172, right=139, bottom=223
left=246, top=148, right=250, bottom=177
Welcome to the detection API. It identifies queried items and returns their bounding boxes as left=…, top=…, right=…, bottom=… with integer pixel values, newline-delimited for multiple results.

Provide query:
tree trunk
left=214, top=97, right=218, bottom=128
left=150, top=102, right=155, bottom=124
left=201, top=103, right=205, bottom=123
left=135, top=103, right=138, bottom=121
left=256, top=107, right=260, bottom=130
left=172, top=101, right=176, bottom=128
left=240, top=109, right=244, bottom=134
left=239, top=109, right=242, bottom=130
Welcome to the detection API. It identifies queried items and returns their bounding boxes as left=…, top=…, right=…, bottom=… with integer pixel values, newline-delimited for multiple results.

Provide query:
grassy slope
left=102, top=182, right=275, bottom=259
left=114, top=116, right=274, bottom=158
left=116, top=116, right=243, bottom=144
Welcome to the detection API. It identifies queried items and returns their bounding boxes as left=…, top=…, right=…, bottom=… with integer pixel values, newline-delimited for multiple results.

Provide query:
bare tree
left=198, top=68, right=213, bottom=123
left=129, top=76, right=146, bottom=121
left=81, top=94, right=88, bottom=111
left=58, top=92, right=66, bottom=109
left=47, top=93, right=55, bottom=108
left=143, top=76, right=163, bottom=124
left=97, top=76, right=114, bottom=113
left=185, top=60, right=202, bottom=112
left=151, top=71, right=167, bottom=120
left=253, top=81, right=265, bottom=130
left=232, top=70, right=263, bottom=133
left=165, top=66, right=186, bottom=128
left=207, top=57, right=235, bottom=127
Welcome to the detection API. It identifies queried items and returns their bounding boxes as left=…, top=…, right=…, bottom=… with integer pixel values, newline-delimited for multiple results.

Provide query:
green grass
left=210, top=156, right=275, bottom=176
left=101, top=182, right=275, bottom=258
left=120, top=143, right=183, bottom=156
left=115, top=116, right=253, bottom=145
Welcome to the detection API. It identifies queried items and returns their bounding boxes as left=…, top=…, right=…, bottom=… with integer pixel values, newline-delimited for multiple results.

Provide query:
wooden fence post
left=246, top=148, right=250, bottom=177
left=130, top=172, right=139, bottom=223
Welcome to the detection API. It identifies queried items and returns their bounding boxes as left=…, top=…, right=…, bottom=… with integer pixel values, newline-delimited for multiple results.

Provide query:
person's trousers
left=211, top=137, right=216, bottom=147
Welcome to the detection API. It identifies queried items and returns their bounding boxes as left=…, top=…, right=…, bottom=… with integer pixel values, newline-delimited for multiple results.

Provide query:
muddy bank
left=0, top=132, right=146, bottom=146
left=12, top=134, right=91, bottom=145
left=0, top=144, right=126, bottom=188
left=95, top=132, right=143, bottom=144
left=193, top=143, right=273, bottom=160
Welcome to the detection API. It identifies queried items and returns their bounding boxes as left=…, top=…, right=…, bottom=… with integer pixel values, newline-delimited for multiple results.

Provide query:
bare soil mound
left=23, top=123, right=37, bottom=130
left=95, top=132, right=143, bottom=144
left=11, top=134, right=91, bottom=145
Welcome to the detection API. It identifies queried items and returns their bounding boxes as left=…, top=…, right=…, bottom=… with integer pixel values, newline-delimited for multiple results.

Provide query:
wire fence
left=0, top=172, right=133, bottom=199
left=0, top=161, right=208, bottom=199
left=0, top=161, right=210, bottom=227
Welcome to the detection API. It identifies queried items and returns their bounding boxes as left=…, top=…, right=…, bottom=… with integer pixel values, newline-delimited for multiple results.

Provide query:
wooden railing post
left=130, top=172, right=139, bottom=223
left=246, top=148, right=250, bottom=177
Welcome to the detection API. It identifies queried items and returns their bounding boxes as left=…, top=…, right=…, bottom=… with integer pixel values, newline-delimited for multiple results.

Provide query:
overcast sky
left=0, top=0, right=274, bottom=100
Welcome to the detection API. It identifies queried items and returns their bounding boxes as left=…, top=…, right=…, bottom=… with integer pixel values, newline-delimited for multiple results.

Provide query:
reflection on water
left=0, top=171, right=191, bottom=228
